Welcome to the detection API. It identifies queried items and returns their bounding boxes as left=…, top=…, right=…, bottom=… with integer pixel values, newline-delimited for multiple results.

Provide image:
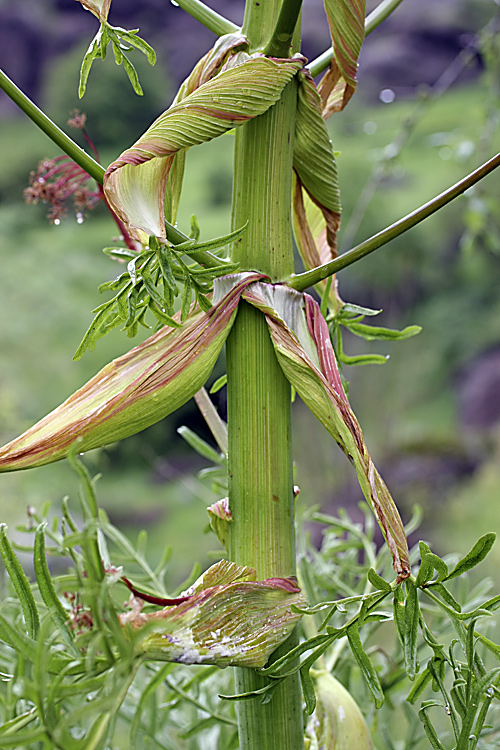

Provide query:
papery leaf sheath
left=77, top=0, right=111, bottom=22
left=292, top=71, right=342, bottom=308
left=243, top=282, right=410, bottom=579
left=104, top=55, right=304, bottom=241
left=121, top=560, right=305, bottom=668
left=165, top=32, right=248, bottom=223
left=0, top=274, right=263, bottom=472
left=319, top=0, right=366, bottom=117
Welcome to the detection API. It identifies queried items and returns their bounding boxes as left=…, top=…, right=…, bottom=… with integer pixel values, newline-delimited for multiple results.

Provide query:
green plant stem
left=173, top=0, right=239, bottom=36
left=308, top=0, right=405, bottom=78
left=287, top=151, right=500, bottom=291
left=226, top=7, right=303, bottom=743
left=264, top=0, right=303, bottom=57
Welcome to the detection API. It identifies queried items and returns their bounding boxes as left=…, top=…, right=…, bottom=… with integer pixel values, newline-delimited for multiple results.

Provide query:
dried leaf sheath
left=319, top=0, right=366, bottom=117
left=242, top=282, right=410, bottom=579
left=122, top=561, right=305, bottom=668
left=0, top=273, right=263, bottom=472
left=103, top=55, right=304, bottom=241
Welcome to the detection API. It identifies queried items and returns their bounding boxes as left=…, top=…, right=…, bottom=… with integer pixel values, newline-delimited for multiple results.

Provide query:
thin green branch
left=287, top=152, right=500, bottom=291
left=308, top=0, right=405, bottom=78
left=172, top=0, right=239, bottom=35
left=0, top=67, right=104, bottom=184
left=264, top=0, right=303, bottom=58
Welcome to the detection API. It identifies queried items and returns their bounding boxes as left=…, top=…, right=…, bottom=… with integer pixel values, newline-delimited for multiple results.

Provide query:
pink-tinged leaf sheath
left=76, top=0, right=111, bottom=22
left=0, top=273, right=263, bottom=472
left=165, top=32, right=248, bottom=224
left=243, top=282, right=410, bottom=579
left=292, top=71, right=342, bottom=309
left=120, top=561, right=305, bottom=668
left=319, top=0, right=366, bottom=117
left=207, top=497, right=232, bottom=550
left=103, top=55, right=304, bottom=241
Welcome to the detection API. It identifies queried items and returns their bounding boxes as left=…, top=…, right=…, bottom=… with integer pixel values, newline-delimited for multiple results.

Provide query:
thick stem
left=226, top=61, right=303, bottom=750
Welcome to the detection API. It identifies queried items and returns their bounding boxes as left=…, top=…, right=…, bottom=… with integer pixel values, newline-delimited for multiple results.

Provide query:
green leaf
left=0, top=524, right=39, bottom=638
left=78, top=35, right=100, bottom=98
left=34, top=524, right=76, bottom=651
left=338, top=351, right=389, bottom=366
left=415, top=547, right=435, bottom=588
left=419, top=703, right=447, bottom=750
left=418, top=543, right=449, bottom=583
left=444, top=533, right=496, bottom=582
left=367, top=568, right=392, bottom=592
left=0, top=730, right=48, bottom=748
left=404, top=582, right=419, bottom=681
left=406, top=667, right=432, bottom=704
left=393, top=585, right=406, bottom=648
left=119, top=28, right=157, bottom=65
left=346, top=322, right=422, bottom=342
left=210, top=374, right=227, bottom=393
left=178, top=223, right=248, bottom=255
left=346, top=625, right=384, bottom=708
left=177, top=426, right=223, bottom=465
left=121, top=53, right=144, bottom=96
left=338, top=303, right=382, bottom=318
left=300, top=667, right=317, bottom=715
left=0, top=612, right=37, bottom=661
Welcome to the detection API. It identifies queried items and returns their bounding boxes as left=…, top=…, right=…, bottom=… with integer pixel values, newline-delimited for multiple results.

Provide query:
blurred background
left=0, top=0, right=499, bottom=587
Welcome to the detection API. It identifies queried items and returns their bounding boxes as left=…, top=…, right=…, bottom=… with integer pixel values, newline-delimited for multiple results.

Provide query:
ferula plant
left=0, top=0, right=500, bottom=748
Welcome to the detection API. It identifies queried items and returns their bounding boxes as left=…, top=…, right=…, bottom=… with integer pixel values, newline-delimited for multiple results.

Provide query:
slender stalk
left=287, top=151, right=500, bottom=291
left=172, top=0, right=239, bottom=36
left=0, top=68, right=104, bottom=184
left=308, top=0, right=405, bottom=78
left=226, top=1, right=303, bottom=744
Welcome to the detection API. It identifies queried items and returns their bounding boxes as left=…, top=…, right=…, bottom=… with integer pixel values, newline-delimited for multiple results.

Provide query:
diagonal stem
left=172, top=0, right=239, bottom=35
left=0, top=67, right=234, bottom=267
left=308, top=0, right=405, bottom=78
left=0, top=67, right=104, bottom=183
left=287, top=151, right=500, bottom=291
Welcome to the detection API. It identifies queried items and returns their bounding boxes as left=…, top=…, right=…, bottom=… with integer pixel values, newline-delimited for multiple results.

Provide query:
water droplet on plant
left=445, top=704, right=451, bottom=715
left=54, top=218, right=61, bottom=226
left=170, top=0, right=179, bottom=5
left=38, top=177, right=45, bottom=184
left=77, top=213, right=84, bottom=224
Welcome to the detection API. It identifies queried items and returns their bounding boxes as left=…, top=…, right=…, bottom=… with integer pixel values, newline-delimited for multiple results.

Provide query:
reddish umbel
left=24, top=155, right=101, bottom=224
